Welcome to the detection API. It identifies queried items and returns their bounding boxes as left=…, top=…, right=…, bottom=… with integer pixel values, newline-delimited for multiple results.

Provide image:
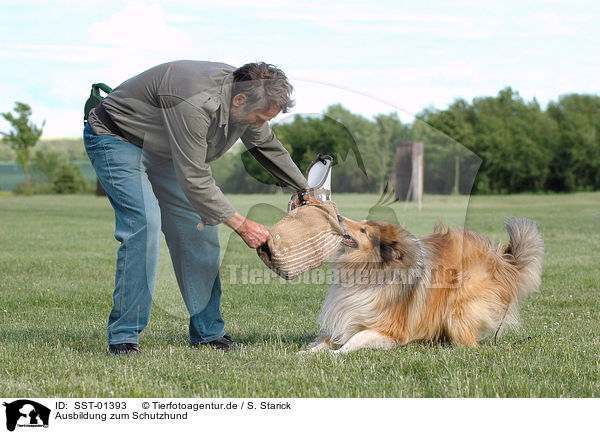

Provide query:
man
left=83, top=61, right=307, bottom=354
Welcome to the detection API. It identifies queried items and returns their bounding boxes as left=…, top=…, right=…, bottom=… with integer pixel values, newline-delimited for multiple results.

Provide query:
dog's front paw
left=297, top=346, right=319, bottom=354
left=298, top=341, right=331, bottom=354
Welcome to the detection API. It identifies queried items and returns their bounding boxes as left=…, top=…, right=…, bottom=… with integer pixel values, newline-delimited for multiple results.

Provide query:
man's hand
left=225, top=211, right=270, bottom=248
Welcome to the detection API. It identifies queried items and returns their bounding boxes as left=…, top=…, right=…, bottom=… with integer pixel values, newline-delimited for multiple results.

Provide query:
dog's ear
left=380, top=239, right=401, bottom=263
left=370, top=221, right=404, bottom=263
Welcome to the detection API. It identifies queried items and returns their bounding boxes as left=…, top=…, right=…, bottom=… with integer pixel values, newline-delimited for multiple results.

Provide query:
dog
left=302, top=216, right=544, bottom=353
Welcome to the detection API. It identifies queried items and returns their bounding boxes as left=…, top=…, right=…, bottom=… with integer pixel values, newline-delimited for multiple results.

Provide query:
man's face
left=230, top=95, right=280, bottom=128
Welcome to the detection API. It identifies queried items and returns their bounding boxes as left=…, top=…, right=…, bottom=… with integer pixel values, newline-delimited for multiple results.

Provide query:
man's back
left=89, top=60, right=234, bottom=148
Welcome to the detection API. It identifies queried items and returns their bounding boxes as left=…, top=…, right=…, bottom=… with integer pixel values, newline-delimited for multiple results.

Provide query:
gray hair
left=232, top=62, right=295, bottom=113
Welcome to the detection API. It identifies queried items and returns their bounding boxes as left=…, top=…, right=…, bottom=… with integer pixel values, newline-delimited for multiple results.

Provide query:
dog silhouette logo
left=3, top=400, right=50, bottom=431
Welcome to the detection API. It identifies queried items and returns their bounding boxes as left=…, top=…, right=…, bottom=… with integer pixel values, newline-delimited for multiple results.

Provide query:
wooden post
left=395, top=142, right=413, bottom=201
left=413, top=141, right=424, bottom=210
left=453, top=155, right=460, bottom=195
left=396, top=141, right=424, bottom=209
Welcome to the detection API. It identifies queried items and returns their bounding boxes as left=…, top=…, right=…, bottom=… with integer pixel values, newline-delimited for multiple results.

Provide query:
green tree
left=273, top=111, right=372, bottom=192
left=373, top=112, right=409, bottom=194
left=1, top=102, right=45, bottom=194
left=321, top=104, right=373, bottom=192
left=52, top=162, right=87, bottom=194
left=547, top=94, right=600, bottom=191
left=421, top=88, right=557, bottom=194
left=470, top=88, right=554, bottom=193
left=31, top=147, right=68, bottom=185
left=417, top=99, right=478, bottom=194
left=0, top=142, right=16, bottom=161
left=273, top=112, right=358, bottom=172
left=270, top=105, right=409, bottom=194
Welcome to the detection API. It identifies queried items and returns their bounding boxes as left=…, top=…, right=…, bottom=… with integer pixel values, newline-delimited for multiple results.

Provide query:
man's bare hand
left=225, top=211, right=270, bottom=248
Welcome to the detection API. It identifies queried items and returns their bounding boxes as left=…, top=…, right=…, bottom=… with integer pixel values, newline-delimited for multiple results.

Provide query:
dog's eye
left=360, top=228, right=366, bottom=233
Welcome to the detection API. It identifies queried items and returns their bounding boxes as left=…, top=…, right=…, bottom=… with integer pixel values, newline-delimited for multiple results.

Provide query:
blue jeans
left=83, top=122, right=225, bottom=346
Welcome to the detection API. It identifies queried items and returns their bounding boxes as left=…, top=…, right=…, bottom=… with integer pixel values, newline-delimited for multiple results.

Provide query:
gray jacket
left=88, top=60, right=307, bottom=227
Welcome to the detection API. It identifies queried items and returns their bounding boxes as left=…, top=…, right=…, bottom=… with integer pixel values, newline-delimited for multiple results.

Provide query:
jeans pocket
left=83, top=137, right=97, bottom=165
left=83, top=123, right=103, bottom=152
left=85, top=150, right=96, bottom=165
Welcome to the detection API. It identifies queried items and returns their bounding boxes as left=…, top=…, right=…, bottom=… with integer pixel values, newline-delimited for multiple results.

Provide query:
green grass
left=1, top=193, right=599, bottom=397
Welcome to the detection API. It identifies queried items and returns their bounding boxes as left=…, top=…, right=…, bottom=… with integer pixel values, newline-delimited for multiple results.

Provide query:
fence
left=0, top=161, right=96, bottom=191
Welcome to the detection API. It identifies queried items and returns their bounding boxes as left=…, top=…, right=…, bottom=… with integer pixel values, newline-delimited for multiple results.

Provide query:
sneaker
left=108, top=343, right=140, bottom=355
left=193, top=334, right=242, bottom=351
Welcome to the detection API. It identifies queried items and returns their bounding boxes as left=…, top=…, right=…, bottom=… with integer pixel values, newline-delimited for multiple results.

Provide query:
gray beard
left=229, top=107, right=251, bottom=128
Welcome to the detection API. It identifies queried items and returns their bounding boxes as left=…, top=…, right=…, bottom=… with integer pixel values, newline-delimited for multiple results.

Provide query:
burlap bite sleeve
left=256, top=201, right=345, bottom=280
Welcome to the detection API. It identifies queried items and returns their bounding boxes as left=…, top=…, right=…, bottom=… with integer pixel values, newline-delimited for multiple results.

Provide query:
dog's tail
left=505, top=217, right=545, bottom=299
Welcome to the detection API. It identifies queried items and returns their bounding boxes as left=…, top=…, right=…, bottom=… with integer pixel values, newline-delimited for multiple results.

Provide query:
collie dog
left=303, top=216, right=544, bottom=353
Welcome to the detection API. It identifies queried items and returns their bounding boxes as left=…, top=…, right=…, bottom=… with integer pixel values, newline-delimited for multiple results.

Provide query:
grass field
left=0, top=192, right=599, bottom=397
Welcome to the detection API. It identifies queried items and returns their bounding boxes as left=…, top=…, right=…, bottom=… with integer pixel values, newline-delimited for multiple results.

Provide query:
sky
left=0, top=0, right=599, bottom=138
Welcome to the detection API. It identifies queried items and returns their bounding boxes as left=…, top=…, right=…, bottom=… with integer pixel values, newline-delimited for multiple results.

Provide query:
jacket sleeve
left=241, top=124, right=308, bottom=192
left=159, top=95, right=236, bottom=227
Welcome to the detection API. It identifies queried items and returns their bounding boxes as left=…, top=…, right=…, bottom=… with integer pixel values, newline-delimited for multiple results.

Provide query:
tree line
left=215, top=88, right=600, bottom=195
left=1, top=103, right=90, bottom=194
left=2, top=88, right=600, bottom=195
left=419, top=88, right=600, bottom=194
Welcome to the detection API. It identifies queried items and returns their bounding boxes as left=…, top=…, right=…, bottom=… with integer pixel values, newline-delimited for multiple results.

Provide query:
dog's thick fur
left=303, top=217, right=544, bottom=353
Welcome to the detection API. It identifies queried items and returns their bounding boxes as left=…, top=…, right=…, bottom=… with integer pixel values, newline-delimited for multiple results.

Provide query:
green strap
left=91, top=83, right=112, bottom=98
left=84, top=82, right=113, bottom=123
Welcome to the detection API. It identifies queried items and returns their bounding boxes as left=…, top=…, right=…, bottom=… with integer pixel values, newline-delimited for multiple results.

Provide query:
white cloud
left=529, top=12, right=586, bottom=36
left=436, top=60, right=485, bottom=84
left=287, top=62, right=486, bottom=115
left=35, top=107, right=82, bottom=138
left=2, top=0, right=599, bottom=139
left=0, top=43, right=104, bottom=63
left=289, top=79, right=417, bottom=124
left=262, top=8, right=490, bottom=38
left=0, top=102, right=78, bottom=139
left=90, top=2, right=193, bottom=51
